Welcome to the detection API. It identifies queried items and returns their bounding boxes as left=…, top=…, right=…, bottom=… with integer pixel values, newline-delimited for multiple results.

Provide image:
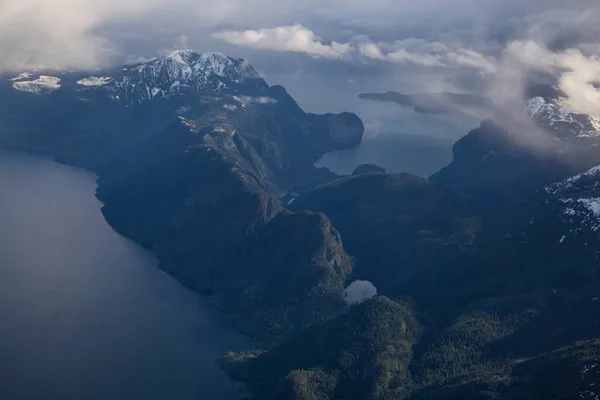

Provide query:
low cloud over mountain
left=2, top=0, right=599, bottom=116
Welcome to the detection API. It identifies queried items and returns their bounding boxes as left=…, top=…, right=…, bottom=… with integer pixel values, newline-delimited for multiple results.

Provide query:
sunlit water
left=0, top=151, right=252, bottom=400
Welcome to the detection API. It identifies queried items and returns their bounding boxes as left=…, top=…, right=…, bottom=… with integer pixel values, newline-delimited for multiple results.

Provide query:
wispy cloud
left=500, top=40, right=600, bottom=117
left=213, top=25, right=352, bottom=59
left=358, top=39, right=498, bottom=72
left=213, top=5, right=600, bottom=117
left=213, top=25, right=497, bottom=72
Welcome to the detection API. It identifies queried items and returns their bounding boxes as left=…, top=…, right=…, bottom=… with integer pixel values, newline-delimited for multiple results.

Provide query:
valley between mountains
left=2, top=50, right=600, bottom=399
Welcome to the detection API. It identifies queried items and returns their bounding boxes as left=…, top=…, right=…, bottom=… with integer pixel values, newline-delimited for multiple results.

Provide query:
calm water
left=268, top=72, right=481, bottom=177
left=0, top=151, right=252, bottom=400
left=312, top=94, right=476, bottom=177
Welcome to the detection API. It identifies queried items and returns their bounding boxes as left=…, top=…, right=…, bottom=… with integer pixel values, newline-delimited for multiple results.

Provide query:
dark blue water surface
left=0, top=151, right=252, bottom=400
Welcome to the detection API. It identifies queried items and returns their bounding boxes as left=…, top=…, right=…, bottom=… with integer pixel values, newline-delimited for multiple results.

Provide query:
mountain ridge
left=6, top=50, right=269, bottom=105
left=3, top=52, right=600, bottom=399
left=0, top=50, right=365, bottom=345
left=430, top=96, right=600, bottom=211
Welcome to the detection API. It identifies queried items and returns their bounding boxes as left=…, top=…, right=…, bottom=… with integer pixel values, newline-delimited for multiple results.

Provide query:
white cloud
left=386, top=48, right=445, bottom=67
left=213, top=24, right=352, bottom=59
left=558, top=54, right=600, bottom=117
left=357, top=43, right=386, bottom=60
left=215, top=26, right=497, bottom=72
left=358, top=39, right=497, bottom=72
left=1, top=0, right=598, bottom=121
left=496, top=40, right=600, bottom=117
left=0, top=0, right=168, bottom=72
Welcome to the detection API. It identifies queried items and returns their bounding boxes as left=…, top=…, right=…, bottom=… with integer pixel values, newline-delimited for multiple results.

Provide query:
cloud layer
left=211, top=8, right=600, bottom=116
left=0, top=0, right=165, bottom=71
left=214, top=25, right=498, bottom=72
left=1, top=0, right=598, bottom=116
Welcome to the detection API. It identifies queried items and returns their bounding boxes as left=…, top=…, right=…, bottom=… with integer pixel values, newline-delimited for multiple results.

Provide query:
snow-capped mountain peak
left=137, top=50, right=257, bottom=84
left=106, top=50, right=268, bottom=103
left=526, top=96, right=600, bottom=138
left=164, top=49, right=197, bottom=62
left=161, top=50, right=231, bottom=76
left=7, top=50, right=268, bottom=104
left=107, top=50, right=267, bottom=104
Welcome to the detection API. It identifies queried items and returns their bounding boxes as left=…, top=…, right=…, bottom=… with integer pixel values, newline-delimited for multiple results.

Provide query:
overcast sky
left=1, top=0, right=599, bottom=114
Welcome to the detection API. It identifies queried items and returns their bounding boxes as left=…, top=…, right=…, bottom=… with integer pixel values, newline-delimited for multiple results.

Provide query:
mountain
left=352, top=164, right=387, bottom=175
left=358, top=91, right=491, bottom=114
left=105, top=50, right=267, bottom=104
left=221, top=297, right=420, bottom=400
left=222, top=164, right=600, bottom=399
left=289, top=172, right=477, bottom=301
left=526, top=97, right=600, bottom=138
left=8, top=51, right=266, bottom=102
left=430, top=96, right=600, bottom=211
left=0, top=50, right=363, bottom=342
left=4, top=51, right=600, bottom=400
left=98, top=143, right=354, bottom=342
left=1, top=50, right=363, bottom=191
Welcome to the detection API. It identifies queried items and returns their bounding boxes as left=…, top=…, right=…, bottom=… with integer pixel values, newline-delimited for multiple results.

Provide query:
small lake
left=0, top=151, right=252, bottom=400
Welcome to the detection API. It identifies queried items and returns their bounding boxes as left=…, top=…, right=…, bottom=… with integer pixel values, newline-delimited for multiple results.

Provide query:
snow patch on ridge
left=10, top=72, right=32, bottom=81
left=560, top=197, right=600, bottom=232
left=579, top=363, right=599, bottom=400
left=146, top=50, right=235, bottom=83
left=526, top=97, right=600, bottom=137
left=77, top=76, right=112, bottom=86
left=546, top=165, right=600, bottom=195
left=196, top=52, right=230, bottom=77
left=526, top=96, right=548, bottom=118
left=165, top=49, right=193, bottom=64
left=12, top=76, right=61, bottom=94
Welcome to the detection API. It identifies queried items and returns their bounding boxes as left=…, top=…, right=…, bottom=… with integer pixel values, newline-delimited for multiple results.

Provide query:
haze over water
left=0, top=151, right=252, bottom=400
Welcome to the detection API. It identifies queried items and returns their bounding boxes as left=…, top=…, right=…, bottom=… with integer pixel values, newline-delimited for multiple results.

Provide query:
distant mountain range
left=2, top=52, right=600, bottom=399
